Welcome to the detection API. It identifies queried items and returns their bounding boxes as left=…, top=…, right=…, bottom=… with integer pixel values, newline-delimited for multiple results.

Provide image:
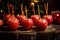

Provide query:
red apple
left=22, top=18, right=34, bottom=30
left=43, top=15, right=53, bottom=24
left=7, top=15, right=19, bottom=30
left=31, top=15, right=40, bottom=25
left=0, top=19, right=4, bottom=27
left=36, top=19, right=48, bottom=31
left=52, top=11, right=60, bottom=22
left=4, top=14, right=12, bottom=20
left=17, top=15, right=27, bottom=25
left=57, top=18, right=60, bottom=24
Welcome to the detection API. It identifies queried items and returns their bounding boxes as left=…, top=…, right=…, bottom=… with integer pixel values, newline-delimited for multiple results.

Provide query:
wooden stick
left=31, top=2, right=35, bottom=15
left=44, top=3, right=48, bottom=15
left=7, top=4, right=10, bottom=14
left=25, top=6, right=28, bottom=17
left=38, top=5, right=40, bottom=17
left=33, top=4, right=35, bottom=15
left=21, top=3, right=23, bottom=11
left=12, top=6, right=14, bottom=15
left=21, top=3, right=24, bottom=15
left=47, top=3, right=48, bottom=15
left=12, top=6, right=14, bottom=19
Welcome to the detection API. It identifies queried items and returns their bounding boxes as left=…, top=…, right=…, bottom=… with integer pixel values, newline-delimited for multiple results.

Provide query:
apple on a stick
left=22, top=6, right=34, bottom=30
left=31, top=2, right=40, bottom=25
left=43, top=3, right=53, bottom=25
left=4, top=4, right=12, bottom=20
left=17, top=3, right=27, bottom=25
left=7, top=6, right=19, bottom=30
left=35, top=5, right=48, bottom=31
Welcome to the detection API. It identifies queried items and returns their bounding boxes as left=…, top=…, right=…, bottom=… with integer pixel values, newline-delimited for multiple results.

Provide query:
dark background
left=0, top=0, right=60, bottom=17
left=49, top=0, right=60, bottom=13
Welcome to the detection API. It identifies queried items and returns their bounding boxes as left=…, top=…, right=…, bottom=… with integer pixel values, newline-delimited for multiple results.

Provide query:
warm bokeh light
left=9, top=4, right=13, bottom=8
left=34, top=0, right=38, bottom=3
left=31, top=2, right=35, bottom=6
left=0, top=10, right=3, bottom=13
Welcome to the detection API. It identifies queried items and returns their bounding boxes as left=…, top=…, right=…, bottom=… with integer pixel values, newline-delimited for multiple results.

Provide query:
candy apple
left=31, top=15, right=40, bottom=25
left=0, top=19, right=4, bottom=27
left=43, top=15, right=53, bottom=24
left=4, top=14, right=12, bottom=20
left=22, top=18, right=34, bottom=30
left=52, top=11, right=60, bottom=22
left=57, top=18, right=60, bottom=24
left=36, top=19, right=48, bottom=31
left=7, top=15, right=19, bottom=30
left=17, top=15, right=27, bottom=25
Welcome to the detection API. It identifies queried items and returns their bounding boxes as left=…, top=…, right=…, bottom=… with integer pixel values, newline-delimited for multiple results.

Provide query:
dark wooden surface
left=0, top=24, right=59, bottom=40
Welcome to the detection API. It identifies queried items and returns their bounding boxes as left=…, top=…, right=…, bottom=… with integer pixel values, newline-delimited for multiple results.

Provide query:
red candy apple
left=4, top=14, right=12, bottom=20
left=22, top=18, right=33, bottom=30
left=31, top=15, right=40, bottom=25
left=43, top=15, right=53, bottom=24
left=7, top=15, right=19, bottom=30
left=0, top=19, right=4, bottom=27
left=36, top=19, right=48, bottom=31
left=52, top=11, right=60, bottom=22
left=57, top=18, right=60, bottom=24
left=17, top=15, right=27, bottom=25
